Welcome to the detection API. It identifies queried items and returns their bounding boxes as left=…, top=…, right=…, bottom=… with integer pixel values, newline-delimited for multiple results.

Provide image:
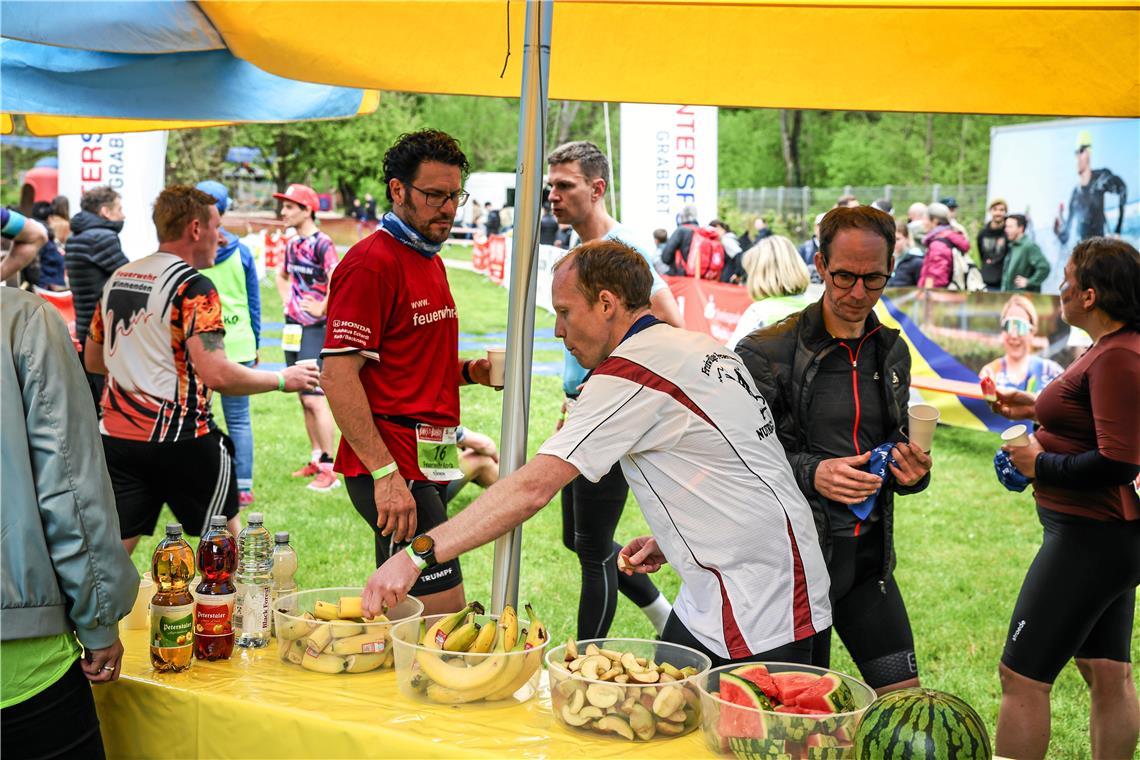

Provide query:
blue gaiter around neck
left=380, top=211, right=444, bottom=258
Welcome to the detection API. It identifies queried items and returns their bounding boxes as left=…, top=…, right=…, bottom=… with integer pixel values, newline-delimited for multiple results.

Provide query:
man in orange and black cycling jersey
left=736, top=205, right=933, bottom=694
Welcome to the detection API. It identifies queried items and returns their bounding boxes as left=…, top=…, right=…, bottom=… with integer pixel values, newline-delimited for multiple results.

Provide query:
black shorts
left=103, top=430, right=239, bottom=539
left=662, top=611, right=813, bottom=669
left=1002, top=506, right=1140, bottom=684
left=813, top=522, right=918, bottom=689
left=284, top=319, right=326, bottom=397
left=345, top=476, right=463, bottom=597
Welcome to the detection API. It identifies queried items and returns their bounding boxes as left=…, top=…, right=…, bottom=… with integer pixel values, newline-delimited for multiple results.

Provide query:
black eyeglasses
left=826, top=268, right=890, bottom=291
left=406, top=183, right=469, bottom=208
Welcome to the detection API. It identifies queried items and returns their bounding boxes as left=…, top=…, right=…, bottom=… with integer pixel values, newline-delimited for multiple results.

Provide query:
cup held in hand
left=1001, top=423, right=1030, bottom=448
left=486, top=346, right=506, bottom=388
left=907, top=403, right=939, bottom=453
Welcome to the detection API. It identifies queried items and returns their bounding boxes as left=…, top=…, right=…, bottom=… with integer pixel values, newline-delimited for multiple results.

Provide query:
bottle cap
left=209, top=515, right=227, bottom=528
left=166, top=523, right=182, bottom=536
left=275, top=531, right=290, bottom=544
left=247, top=512, right=264, bottom=525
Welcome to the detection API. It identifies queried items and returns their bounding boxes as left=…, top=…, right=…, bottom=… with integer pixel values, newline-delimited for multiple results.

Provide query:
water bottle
left=270, top=532, right=298, bottom=635
left=234, top=512, right=273, bottom=648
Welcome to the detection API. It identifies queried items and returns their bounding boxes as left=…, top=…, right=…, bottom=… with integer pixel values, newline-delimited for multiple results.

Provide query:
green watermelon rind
left=721, top=673, right=775, bottom=711
left=853, top=688, right=991, bottom=760
left=728, top=736, right=788, bottom=758
left=796, top=673, right=857, bottom=713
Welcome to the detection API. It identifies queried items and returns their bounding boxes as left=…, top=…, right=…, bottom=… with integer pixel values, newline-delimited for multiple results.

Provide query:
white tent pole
left=603, top=102, right=617, bottom=218
left=490, top=0, right=551, bottom=615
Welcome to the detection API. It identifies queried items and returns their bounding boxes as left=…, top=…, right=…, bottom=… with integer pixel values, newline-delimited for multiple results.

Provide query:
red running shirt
left=321, top=230, right=460, bottom=480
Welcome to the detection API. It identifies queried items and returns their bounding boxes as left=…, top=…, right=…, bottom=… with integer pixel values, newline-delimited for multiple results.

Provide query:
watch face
left=411, top=534, right=434, bottom=554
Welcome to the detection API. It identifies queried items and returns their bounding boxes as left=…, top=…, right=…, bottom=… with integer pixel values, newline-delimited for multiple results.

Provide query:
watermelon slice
left=717, top=673, right=771, bottom=741
left=775, top=704, right=831, bottom=715
left=731, top=664, right=780, bottom=703
left=728, top=737, right=788, bottom=759
left=795, top=674, right=856, bottom=713
left=770, top=671, right=820, bottom=705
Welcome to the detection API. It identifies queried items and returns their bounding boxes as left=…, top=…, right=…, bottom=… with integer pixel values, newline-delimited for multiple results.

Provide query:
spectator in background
left=799, top=212, right=825, bottom=281
left=539, top=203, right=559, bottom=245
left=907, top=202, right=928, bottom=245
left=46, top=196, right=71, bottom=250
left=978, top=198, right=1010, bottom=290
left=726, top=235, right=811, bottom=350
left=979, top=295, right=1063, bottom=393
left=740, top=216, right=772, bottom=252
left=363, top=192, right=379, bottom=232
left=65, top=185, right=127, bottom=410
left=888, top=219, right=925, bottom=287
left=484, top=202, right=502, bottom=235
left=1, top=287, right=138, bottom=760
left=444, top=427, right=502, bottom=504
left=1002, top=214, right=1050, bottom=293
left=651, top=228, right=669, bottom=273
left=871, top=198, right=893, bottom=215
left=940, top=197, right=969, bottom=235
left=660, top=204, right=700, bottom=276
left=27, top=202, right=67, bottom=291
left=919, top=202, right=970, bottom=288
left=555, top=223, right=574, bottom=249
left=710, top=219, right=744, bottom=284
left=837, top=194, right=860, bottom=208
left=274, top=183, right=341, bottom=491
left=352, top=197, right=367, bottom=238
left=197, top=181, right=261, bottom=508
left=1, top=208, right=49, bottom=282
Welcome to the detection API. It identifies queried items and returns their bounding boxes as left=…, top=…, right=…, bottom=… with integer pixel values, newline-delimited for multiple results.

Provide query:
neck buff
left=380, top=211, right=444, bottom=258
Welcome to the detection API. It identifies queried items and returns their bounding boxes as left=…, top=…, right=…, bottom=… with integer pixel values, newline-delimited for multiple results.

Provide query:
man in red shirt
left=321, top=130, right=494, bottom=615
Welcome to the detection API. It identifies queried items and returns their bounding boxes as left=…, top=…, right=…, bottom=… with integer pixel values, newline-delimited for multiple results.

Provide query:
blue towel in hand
left=849, top=442, right=896, bottom=521
left=994, top=449, right=1031, bottom=492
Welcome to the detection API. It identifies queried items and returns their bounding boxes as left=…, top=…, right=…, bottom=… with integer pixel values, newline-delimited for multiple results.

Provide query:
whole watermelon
left=853, top=688, right=990, bottom=760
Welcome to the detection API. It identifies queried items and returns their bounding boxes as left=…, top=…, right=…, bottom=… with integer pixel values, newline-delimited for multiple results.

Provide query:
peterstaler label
left=194, top=593, right=235, bottom=637
left=151, top=603, right=194, bottom=649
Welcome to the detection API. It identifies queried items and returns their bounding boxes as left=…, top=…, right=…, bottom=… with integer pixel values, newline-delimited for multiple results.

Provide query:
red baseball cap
left=273, top=184, right=320, bottom=212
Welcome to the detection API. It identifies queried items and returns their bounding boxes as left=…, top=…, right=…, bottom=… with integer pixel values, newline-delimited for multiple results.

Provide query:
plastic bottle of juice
left=194, top=515, right=237, bottom=660
left=234, top=513, right=273, bottom=648
left=150, top=523, right=195, bottom=672
left=270, top=532, right=298, bottom=636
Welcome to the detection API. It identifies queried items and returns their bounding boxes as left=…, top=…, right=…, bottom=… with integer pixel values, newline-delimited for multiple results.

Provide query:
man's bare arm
left=650, top=288, right=684, bottom=328
left=428, top=454, right=579, bottom=562
left=321, top=354, right=394, bottom=472
left=83, top=336, right=107, bottom=375
left=187, top=332, right=319, bottom=395
left=275, top=267, right=291, bottom=306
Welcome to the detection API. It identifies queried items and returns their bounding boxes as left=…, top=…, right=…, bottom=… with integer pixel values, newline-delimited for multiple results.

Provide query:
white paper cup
left=1001, top=424, right=1030, bottom=448
left=295, top=358, right=319, bottom=368
left=907, top=403, right=940, bottom=453
left=124, top=578, right=154, bottom=630
left=487, top=347, right=506, bottom=387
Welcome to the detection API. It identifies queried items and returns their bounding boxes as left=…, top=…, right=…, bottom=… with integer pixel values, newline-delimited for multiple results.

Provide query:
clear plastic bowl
left=273, top=587, right=422, bottom=675
left=390, top=613, right=548, bottom=707
left=698, top=662, right=876, bottom=757
left=545, top=638, right=712, bottom=742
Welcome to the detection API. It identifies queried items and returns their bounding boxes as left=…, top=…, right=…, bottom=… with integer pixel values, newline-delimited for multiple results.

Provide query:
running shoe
left=239, top=491, right=255, bottom=509
left=292, top=461, right=320, bottom=478
left=308, top=464, right=341, bottom=492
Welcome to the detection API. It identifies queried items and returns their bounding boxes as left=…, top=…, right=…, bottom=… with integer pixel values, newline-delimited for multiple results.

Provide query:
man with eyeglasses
left=320, top=129, right=496, bottom=616
left=735, top=205, right=932, bottom=695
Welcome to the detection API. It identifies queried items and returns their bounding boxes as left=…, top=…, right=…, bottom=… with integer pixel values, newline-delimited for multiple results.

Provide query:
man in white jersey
left=361, top=240, right=830, bottom=665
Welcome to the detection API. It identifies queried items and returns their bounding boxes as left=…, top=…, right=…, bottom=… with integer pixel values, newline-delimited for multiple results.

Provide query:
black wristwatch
left=406, top=533, right=437, bottom=571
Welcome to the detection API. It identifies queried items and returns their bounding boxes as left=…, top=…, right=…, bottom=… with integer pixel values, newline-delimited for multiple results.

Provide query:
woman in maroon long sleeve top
left=990, top=238, right=1140, bottom=760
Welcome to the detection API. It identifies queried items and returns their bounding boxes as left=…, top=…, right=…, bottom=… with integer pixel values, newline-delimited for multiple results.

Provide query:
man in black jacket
left=735, top=205, right=932, bottom=694
left=977, top=198, right=1009, bottom=290
left=660, top=205, right=699, bottom=275
left=65, top=186, right=127, bottom=410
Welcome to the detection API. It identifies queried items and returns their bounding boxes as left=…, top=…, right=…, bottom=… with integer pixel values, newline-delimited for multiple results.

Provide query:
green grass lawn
left=131, top=265, right=1137, bottom=758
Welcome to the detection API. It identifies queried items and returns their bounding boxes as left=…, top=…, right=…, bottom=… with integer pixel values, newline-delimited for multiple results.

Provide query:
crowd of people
left=1, top=128, right=1138, bottom=760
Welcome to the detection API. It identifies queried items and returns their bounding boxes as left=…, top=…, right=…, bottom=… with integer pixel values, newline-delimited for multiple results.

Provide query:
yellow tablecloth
left=94, top=629, right=713, bottom=759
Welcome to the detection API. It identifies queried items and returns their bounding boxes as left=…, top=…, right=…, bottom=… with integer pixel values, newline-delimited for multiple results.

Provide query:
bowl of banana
left=390, top=601, right=549, bottom=706
left=273, top=587, right=423, bottom=674
left=545, top=638, right=711, bottom=742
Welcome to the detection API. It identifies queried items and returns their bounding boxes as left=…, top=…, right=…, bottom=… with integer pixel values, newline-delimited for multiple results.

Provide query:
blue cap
left=195, top=180, right=230, bottom=215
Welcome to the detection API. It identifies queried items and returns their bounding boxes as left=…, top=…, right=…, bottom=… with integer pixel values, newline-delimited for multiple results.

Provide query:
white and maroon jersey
left=321, top=229, right=460, bottom=480
left=539, top=323, right=831, bottom=659
left=89, top=253, right=224, bottom=442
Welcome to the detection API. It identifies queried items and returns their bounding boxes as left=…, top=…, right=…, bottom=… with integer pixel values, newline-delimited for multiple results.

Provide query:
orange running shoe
left=292, top=461, right=320, bottom=478
left=308, top=463, right=341, bottom=492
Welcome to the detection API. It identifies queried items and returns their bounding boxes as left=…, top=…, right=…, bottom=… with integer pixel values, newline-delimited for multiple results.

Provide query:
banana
left=330, top=631, right=389, bottom=656
left=313, top=600, right=340, bottom=621
left=344, top=652, right=386, bottom=673
left=304, top=624, right=334, bottom=654
left=417, top=613, right=513, bottom=696
left=285, top=638, right=306, bottom=665
left=442, top=621, right=480, bottom=652
left=466, top=618, right=498, bottom=654
left=484, top=603, right=549, bottom=701
left=338, top=596, right=364, bottom=619
left=425, top=635, right=527, bottom=704
left=421, top=601, right=484, bottom=649
left=499, top=605, right=519, bottom=650
left=329, top=622, right=365, bottom=638
left=276, top=611, right=317, bottom=640
left=301, top=650, right=348, bottom=674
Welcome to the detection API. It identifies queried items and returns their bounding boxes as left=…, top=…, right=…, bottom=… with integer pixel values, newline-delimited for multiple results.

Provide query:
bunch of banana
left=275, top=595, right=393, bottom=674
left=552, top=639, right=702, bottom=741
left=412, top=602, right=548, bottom=704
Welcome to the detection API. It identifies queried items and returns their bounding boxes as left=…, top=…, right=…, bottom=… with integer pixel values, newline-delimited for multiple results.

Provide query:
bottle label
left=194, top=593, right=234, bottom=637
left=151, top=603, right=194, bottom=649
left=234, top=583, right=270, bottom=634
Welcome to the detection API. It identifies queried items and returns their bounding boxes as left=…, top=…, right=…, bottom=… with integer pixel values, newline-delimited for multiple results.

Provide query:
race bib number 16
left=415, top=425, right=462, bottom=481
